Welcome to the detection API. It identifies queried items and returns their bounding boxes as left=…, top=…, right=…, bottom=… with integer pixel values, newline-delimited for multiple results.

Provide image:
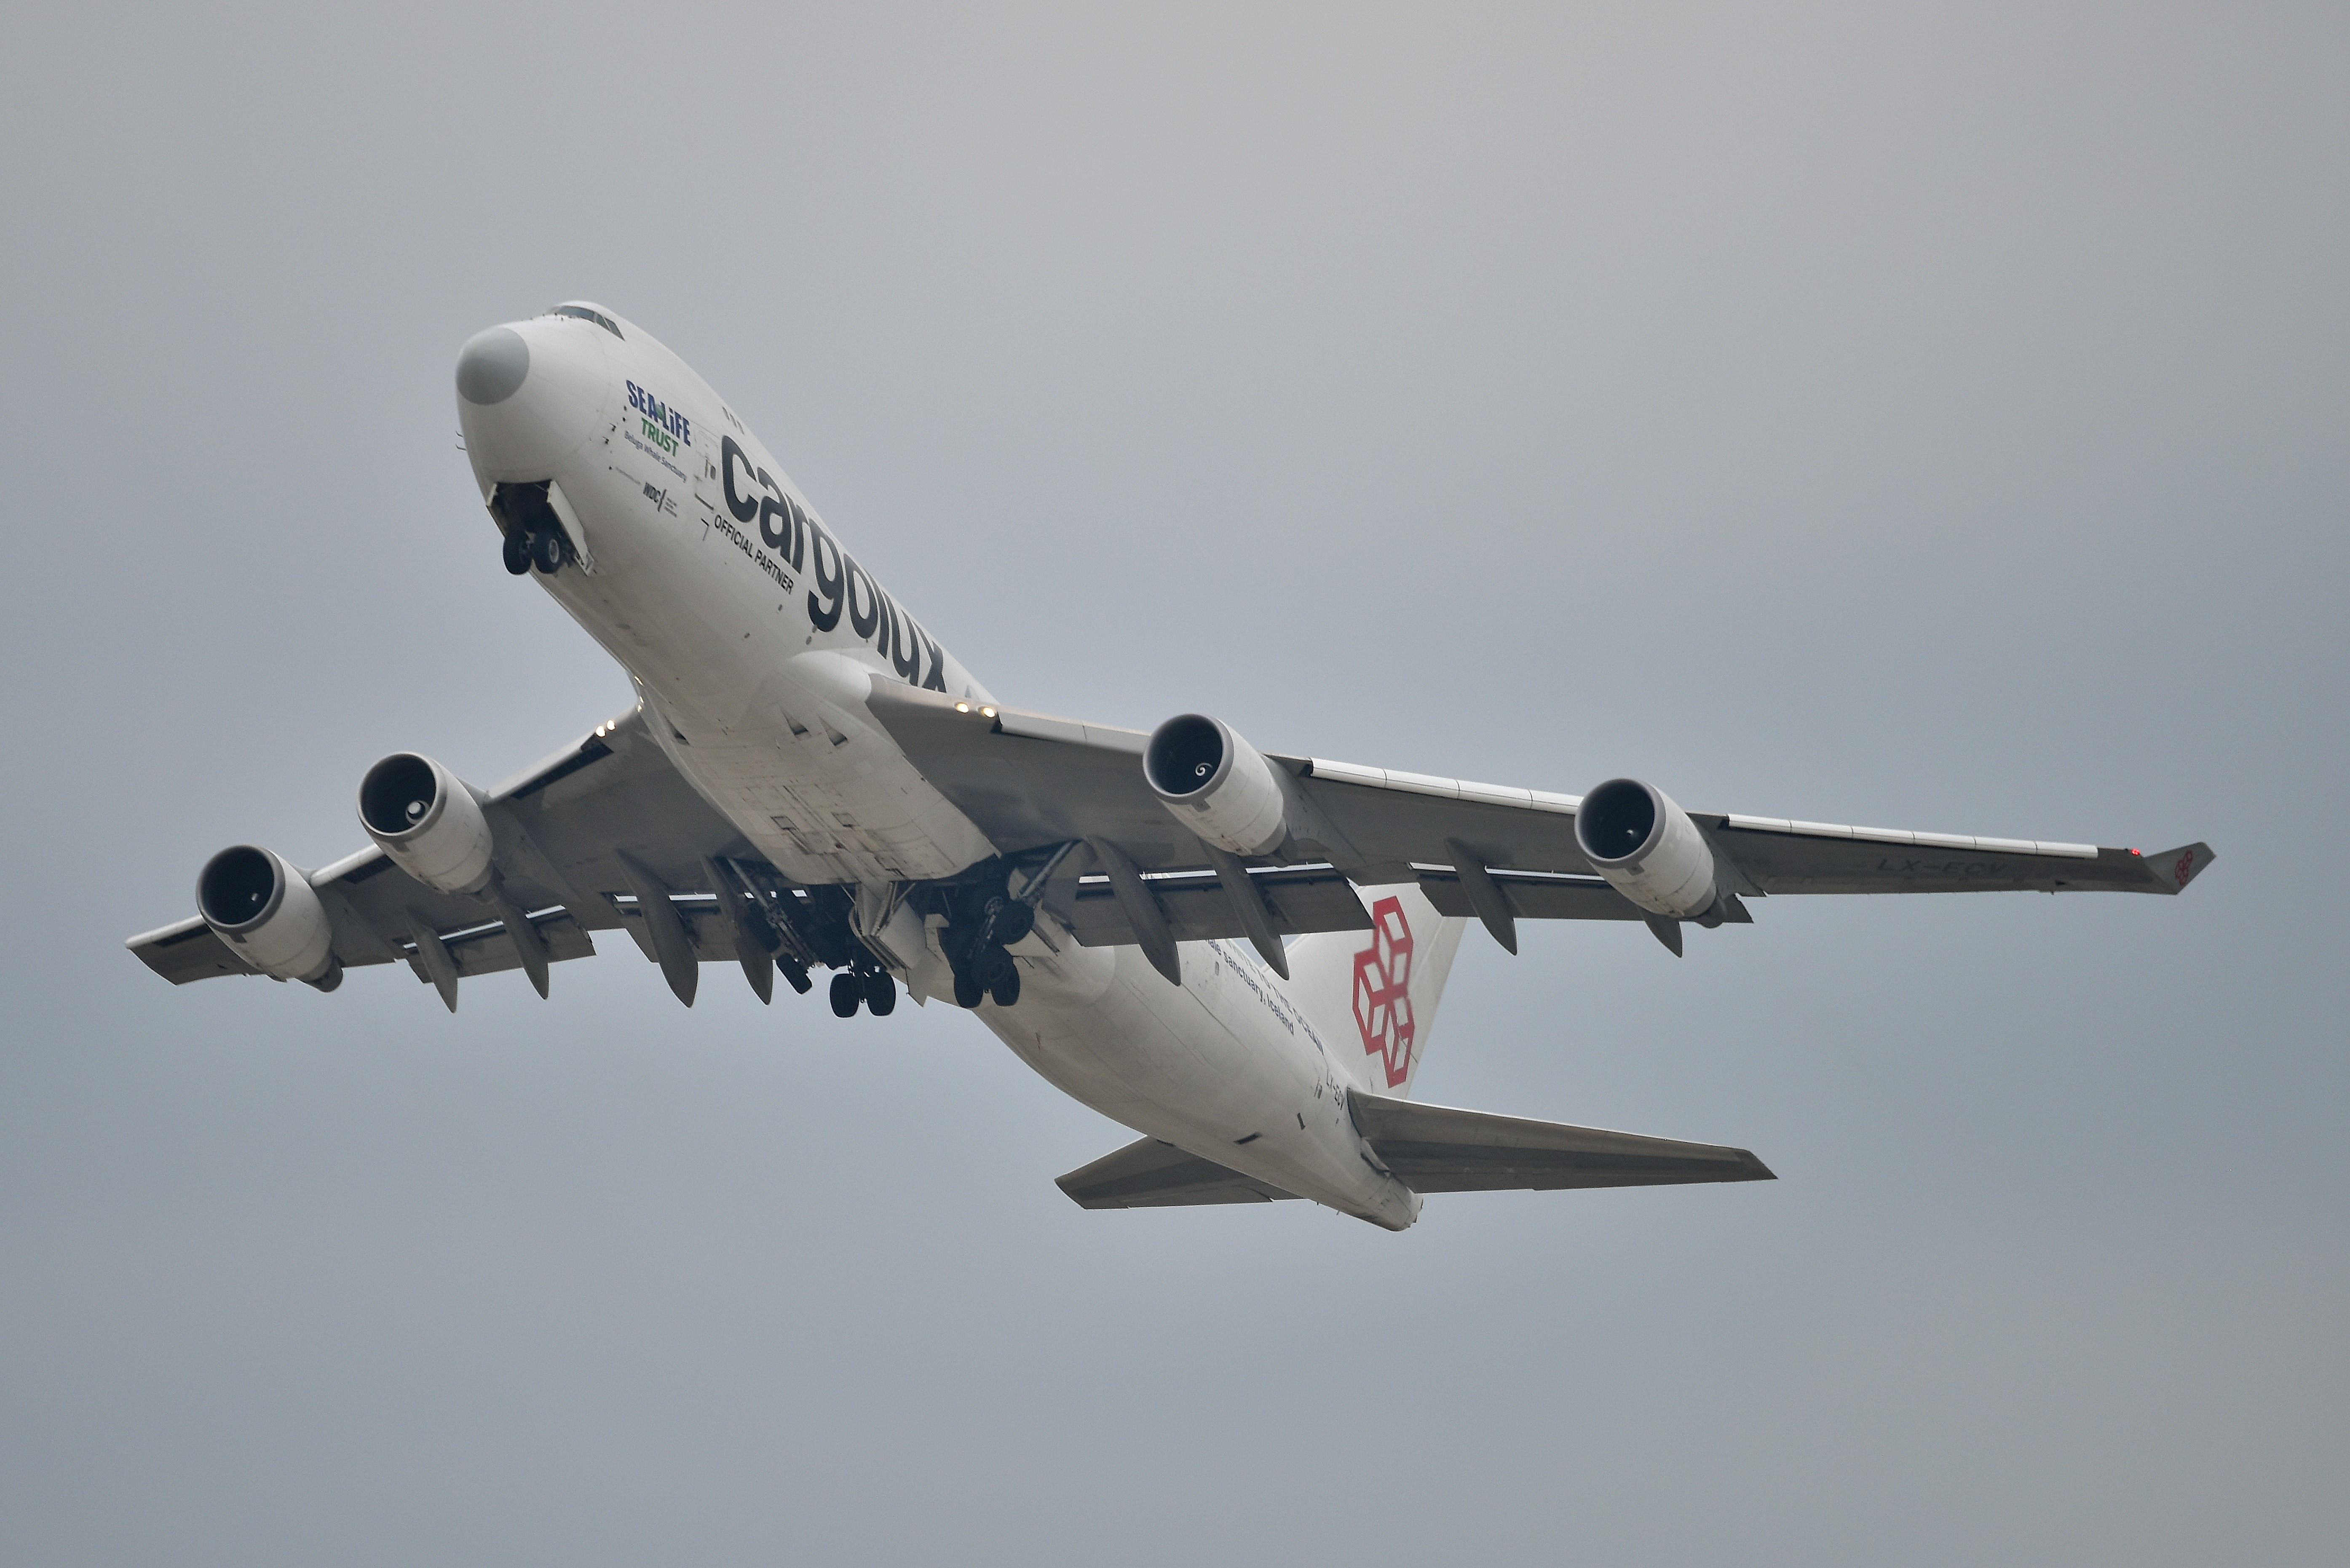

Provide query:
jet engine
left=358, top=752, right=495, bottom=895
left=1573, top=777, right=1722, bottom=920
left=1143, top=713, right=1288, bottom=856
left=197, top=844, right=340, bottom=987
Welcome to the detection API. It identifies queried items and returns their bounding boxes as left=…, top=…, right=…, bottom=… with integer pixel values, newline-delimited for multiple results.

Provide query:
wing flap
left=1050, top=865, right=1374, bottom=948
left=1349, top=1091, right=1775, bottom=1192
left=1415, top=868, right=1752, bottom=924
left=408, top=909, right=599, bottom=980
left=1055, top=1137, right=1302, bottom=1208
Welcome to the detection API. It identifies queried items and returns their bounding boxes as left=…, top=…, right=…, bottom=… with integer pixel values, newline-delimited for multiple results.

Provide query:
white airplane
left=128, top=302, right=2213, bottom=1230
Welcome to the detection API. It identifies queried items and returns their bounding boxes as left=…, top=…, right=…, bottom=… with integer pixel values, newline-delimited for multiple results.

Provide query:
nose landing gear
left=490, top=481, right=571, bottom=578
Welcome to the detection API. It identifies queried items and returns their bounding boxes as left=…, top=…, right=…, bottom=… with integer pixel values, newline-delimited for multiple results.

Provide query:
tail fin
left=1283, top=882, right=1467, bottom=1099
left=2143, top=842, right=2216, bottom=893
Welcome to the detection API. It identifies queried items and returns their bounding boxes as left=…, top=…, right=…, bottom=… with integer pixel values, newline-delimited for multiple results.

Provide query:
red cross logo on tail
left=1352, top=896, right=1416, bottom=1089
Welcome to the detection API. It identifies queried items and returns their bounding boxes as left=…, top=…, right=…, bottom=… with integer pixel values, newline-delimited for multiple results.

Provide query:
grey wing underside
left=128, top=708, right=774, bottom=991
left=1056, top=1093, right=1775, bottom=1209
left=862, top=683, right=2212, bottom=952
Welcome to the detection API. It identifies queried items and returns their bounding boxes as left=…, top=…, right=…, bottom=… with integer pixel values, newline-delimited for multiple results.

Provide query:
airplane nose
left=456, top=327, right=530, bottom=406
left=455, top=317, right=613, bottom=482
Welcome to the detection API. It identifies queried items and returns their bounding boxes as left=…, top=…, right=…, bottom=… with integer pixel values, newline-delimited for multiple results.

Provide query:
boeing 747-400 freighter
left=128, top=302, right=2212, bottom=1229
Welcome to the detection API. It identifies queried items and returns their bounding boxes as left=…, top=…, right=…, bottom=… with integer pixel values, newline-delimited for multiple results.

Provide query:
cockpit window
left=546, top=304, right=623, bottom=339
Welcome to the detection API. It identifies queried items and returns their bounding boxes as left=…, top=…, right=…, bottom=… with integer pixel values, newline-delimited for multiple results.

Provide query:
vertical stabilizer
left=1282, top=882, right=1466, bottom=1098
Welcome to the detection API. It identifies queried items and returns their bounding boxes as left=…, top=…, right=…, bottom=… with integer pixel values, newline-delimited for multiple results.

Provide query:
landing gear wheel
left=989, top=898, right=1034, bottom=948
left=864, top=971, right=897, bottom=1016
left=952, top=968, right=985, bottom=1010
left=502, top=532, right=532, bottom=575
left=530, top=529, right=566, bottom=574
left=988, top=963, right=1021, bottom=1009
left=828, top=972, right=862, bottom=1018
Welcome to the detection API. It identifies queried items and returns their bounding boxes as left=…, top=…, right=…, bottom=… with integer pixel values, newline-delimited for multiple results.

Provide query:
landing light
left=981, top=706, right=997, bottom=719
left=955, top=702, right=970, bottom=713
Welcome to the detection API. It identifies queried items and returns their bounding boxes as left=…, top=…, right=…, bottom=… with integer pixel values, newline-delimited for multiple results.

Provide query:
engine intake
left=359, top=752, right=496, bottom=895
left=197, top=844, right=339, bottom=986
left=1574, top=777, right=1721, bottom=920
left=1143, top=713, right=1288, bottom=857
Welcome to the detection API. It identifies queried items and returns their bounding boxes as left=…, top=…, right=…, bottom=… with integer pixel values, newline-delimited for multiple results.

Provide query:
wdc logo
left=1351, top=897, right=1416, bottom=1089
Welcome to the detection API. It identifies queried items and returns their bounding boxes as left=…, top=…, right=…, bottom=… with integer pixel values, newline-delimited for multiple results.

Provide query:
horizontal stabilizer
left=1056, top=1137, right=1301, bottom=1209
left=1057, top=1099, right=1773, bottom=1213
left=1349, top=1091, right=1774, bottom=1192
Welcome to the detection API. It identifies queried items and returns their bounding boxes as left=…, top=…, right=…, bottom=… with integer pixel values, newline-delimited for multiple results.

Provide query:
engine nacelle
left=1573, top=777, right=1721, bottom=919
left=1143, top=713, right=1289, bottom=857
left=197, top=845, right=339, bottom=986
left=358, top=752, right=495, bottom=895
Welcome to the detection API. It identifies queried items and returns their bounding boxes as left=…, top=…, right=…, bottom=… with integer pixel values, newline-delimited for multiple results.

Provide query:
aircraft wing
left=1056, top=1095, right=1772, bottom=1210
left=126, top=706, right=788, bottom=1004
left=865, top=683, right=2212, bottom=952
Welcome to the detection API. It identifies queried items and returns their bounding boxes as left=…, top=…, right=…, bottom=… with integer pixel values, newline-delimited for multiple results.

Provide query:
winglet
left=2136, top=842, right=2215, bottom=894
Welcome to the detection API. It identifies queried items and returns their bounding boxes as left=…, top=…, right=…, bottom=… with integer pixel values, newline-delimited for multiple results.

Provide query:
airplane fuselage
left=458, top=305, right=1422, bottom=1229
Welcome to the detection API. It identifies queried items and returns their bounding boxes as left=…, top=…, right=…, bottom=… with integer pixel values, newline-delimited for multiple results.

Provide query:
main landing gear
left=828, top=966, right=897, bottom=1018
left=941, top=868, right=1036, bottom=1010
left=804, top=852, right=1074, bottom=1019
left=950, top=952, right=1020, bottom=1010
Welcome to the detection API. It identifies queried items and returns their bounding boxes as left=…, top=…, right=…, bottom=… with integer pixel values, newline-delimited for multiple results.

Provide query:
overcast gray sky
left=3, top=3, right=2344, bottom=1562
